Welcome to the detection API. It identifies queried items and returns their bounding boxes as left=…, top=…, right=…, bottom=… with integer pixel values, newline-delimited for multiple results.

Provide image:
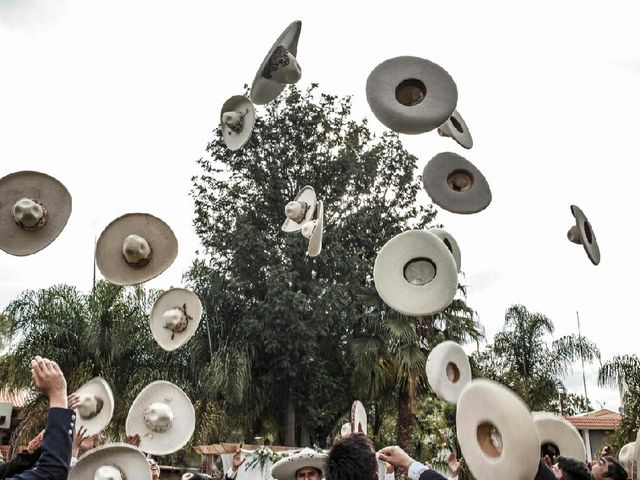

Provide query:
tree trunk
left=285, top=391, right=296, bottom=446
left=396, top=382, right=414, bottom=454
left=300, top=412, right=310, bottom=447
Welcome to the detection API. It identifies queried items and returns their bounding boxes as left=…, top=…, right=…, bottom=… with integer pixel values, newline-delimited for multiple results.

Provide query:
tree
left=599, top=354, right=640, bottom=446
left=188, top=84, right=437, bottom=446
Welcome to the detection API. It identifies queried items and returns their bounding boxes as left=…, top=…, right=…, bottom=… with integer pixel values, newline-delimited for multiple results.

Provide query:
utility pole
left=577, top=311, right=589, bottom=402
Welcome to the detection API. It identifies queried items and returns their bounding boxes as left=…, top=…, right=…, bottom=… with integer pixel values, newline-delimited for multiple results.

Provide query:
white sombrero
left=271, top=448, right=327, bottom=480
left=150, top=288, right=202, bottom=351
left=302, top=200, right=323, bottom=257
left=429, top=228, right=461, bottom=273
left=220, top=95, right=255, bottom=151
left=532, top=412, right=586, bottom=461
left=620, top=442, right=634, bottom=475
left=423, top=152, right=492, bottom=214
left=0, top=171, right=72, bottom=256
left=282, top=186, right=317, bottom=233
left=366, top=56, right=458, bottom=135
left=567, top=205, right=600, bottom=265
left=126, top=380, right=195, bottom=455
left=74, top=377, right=115, bottom=437
left=437, top=110, right=473, bottom=149
left=426, top=341, right=471, bottom=404
left=96, top=213, right=178, bottom=286
left=340, top=422, right=351, bottom=437
left=374, top=230, right=458, bottom=317
left=350, top=400, right=367, bottom=435
left=69, top=443, right=152, bottom=480
left=456, top=379, right=539, bottom=480
left=251, top=20, right=302, bottom=105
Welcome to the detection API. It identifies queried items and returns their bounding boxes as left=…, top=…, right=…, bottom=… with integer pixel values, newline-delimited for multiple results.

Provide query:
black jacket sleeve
left=6, top=408, right=74, bottom=480
left=418, top=468, right=448, bottom=480
left=0, top=449, right=41, bottom=479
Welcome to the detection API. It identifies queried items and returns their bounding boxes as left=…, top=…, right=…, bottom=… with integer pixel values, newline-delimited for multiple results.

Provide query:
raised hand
left=31, top=356, right=67, bottom=408
left=232, top=445, right=246, bottom=471
left=377, top=446, right=414, bottom=471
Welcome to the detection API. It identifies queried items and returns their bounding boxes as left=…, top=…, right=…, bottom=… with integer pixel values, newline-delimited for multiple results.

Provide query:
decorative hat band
left=122, top=234, right=152, bottom=267
left=13, top=198, right=48, bottom=231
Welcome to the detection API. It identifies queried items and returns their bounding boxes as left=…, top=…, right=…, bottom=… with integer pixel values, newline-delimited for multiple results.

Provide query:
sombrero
left=302, top=200, right=323, bottom=257
left=282, top=186, right=317, bottom=233
left=350, top=400, right=367, bottom=435
left=437, top=110, right=473, bottom=149
left=423, top=152, right=492, bottom=214
left=374, top=230, right=458, bottom=316
left=366, top=56, right=458, bottom=134
left=271, top=448, right=327, bottom=480
left=96, top=213, right=178, bottom=286
left=567, top=205, right=600, bottom=265
left=220, top=95, right=255, bottom=151
left=74, top=377, right=115, bottom=437
left=150, top=288, right=202, bottom=351
left=68, top=443, right=151, bottom=480
left=532, top=412, right=586, bottom=461
left=251, top=20, right=302, bottom=105
left=426, top=341, right=471, bottom=404
left=429, top=228, right=461, bottom=273
left=0, top=171, right=72, bottom=256
left=126, top=380, right=195, bottom=455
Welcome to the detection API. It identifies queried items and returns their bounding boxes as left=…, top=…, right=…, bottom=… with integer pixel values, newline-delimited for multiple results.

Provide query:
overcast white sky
left=1, top=0, right=639, bottom=412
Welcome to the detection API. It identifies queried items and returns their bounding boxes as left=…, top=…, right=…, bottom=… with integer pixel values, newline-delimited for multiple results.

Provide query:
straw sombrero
left=430, top=228, right=461, bottom=273
left=350, top=400, right=367, bottom=435
left=74, top=377, right=115, bottom=437
left=96, top=213, right=178, bottom=286
left=567, top=205, right=600, bottom=265
left=150, top=288, right=202, bottom=351
left=282, top=186, right=317, bottom=233
left=532, top=412, right=586, bottom=461
left=0, top=171, right=72, bottom=256
left=271, top=448, right=327, bottom=480
left=220, top=95, right=255, bottom=151
left=426, top=341, right=471, bottom=404
left=437, top=109, right=473, bottom=149
left=302, top=200, right=323, bottom=257
left=69, top=443, right=151, bottom=480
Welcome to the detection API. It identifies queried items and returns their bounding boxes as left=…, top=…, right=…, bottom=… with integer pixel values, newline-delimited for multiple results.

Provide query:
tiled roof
left=193, top=444, right=298, bottom=455
left=0, top=389, right=33, bottom=408
left=566, top=409, right=621, bottom=430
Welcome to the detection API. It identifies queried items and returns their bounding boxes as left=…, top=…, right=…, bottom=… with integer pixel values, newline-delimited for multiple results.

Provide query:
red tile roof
left=0, top=389, right=33, bottom=408
left=566, top=409, right=621, bottom=430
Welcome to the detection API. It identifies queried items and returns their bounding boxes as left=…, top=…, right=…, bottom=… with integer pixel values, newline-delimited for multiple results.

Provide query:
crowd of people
left=0, top=356, right=632, bottom=480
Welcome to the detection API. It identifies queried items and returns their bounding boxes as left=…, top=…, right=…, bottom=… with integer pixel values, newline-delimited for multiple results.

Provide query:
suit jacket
left=0, top=449, right=41, bottom=479
left=417, top=468, right=448, bottom=480
left=6, top=408, right=74, bottom=480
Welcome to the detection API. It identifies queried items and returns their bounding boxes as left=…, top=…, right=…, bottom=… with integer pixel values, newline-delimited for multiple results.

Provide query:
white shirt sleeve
left=70, top=456, right=78, bottom=468
left=385, top=471, right=395, bottom=480
left=407, top=461, right=429, bottom=480
left=226, top=468, right=238, bottom=479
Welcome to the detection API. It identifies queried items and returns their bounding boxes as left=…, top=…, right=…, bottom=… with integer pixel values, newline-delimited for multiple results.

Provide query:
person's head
left=590, top=456, right=627, bottom=480
left=326, top=433, right=377, bottom=480
left=148, top=458, right=160, bottom=479
left=551, top=456, right=590, bottom=480
left=296, top=466, right=322, bottom=480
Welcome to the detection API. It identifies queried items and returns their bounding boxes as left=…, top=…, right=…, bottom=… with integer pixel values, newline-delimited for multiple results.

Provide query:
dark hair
left=602, top=456, right=628, bottom=480
left=556, top=456, right=591, bottom=480
left=325, top=433, right=377, bottom=480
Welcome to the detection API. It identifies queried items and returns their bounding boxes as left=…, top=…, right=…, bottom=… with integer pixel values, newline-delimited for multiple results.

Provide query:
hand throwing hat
left=374, top=230, right=458, bottom=317
left=567, top=205, right=600, bottom=265
left=74, top=377, right=115, bottom=437
left=423, top=152, right=492, bottom=214
left=532, top=412, right=586, bottom=461
left=126, top=380, right=195, bottom=455
left=251, top=20, right=302, bottom=105
left=302, top=200, right=323, bottom=257
left=429, top=228, right=461, bottom=273
left=366, top=56, right=458, bottom=134
left=96, top=213, right=178, bottom=286
left=0, top=171, right=72, bottom=256
left=456, top=380, right=539, bottom=480
left=69, top=443, right=152, bottom=480
left=282, top=186, right=317, bottom=233
left=271, top=448, right=327, bottom=480
left=220, top=95, right=255, bottom=151
left=350, top=400, right=367, bottom=434
left=437, top=110, right=473, bottom=149
left=426, top=341, right=471, bottom=404
left=150, top=288, right=202, bottom=351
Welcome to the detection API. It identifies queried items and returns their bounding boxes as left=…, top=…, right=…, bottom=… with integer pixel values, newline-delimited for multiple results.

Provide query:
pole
left=577, top=311, right=589, bottom=402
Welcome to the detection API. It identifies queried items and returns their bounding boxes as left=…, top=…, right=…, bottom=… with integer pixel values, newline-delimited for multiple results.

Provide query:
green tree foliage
left=599, top=355, right=640, bottom=447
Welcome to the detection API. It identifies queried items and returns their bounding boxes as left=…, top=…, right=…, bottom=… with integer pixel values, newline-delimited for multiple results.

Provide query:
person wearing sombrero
left=271, top=448, right=327, bottom=480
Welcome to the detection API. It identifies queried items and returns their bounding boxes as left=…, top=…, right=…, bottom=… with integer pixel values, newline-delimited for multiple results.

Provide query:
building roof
left=0, top=389, right=33, bottom=408
left=566, top=409, right=621, bottom=430
left=193, top=444, right=299, bottom=455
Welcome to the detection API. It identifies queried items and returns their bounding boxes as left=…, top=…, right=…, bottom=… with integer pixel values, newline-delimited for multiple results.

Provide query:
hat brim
left=271, top=449, right=327, bottom=480
left=532, top=412, right=586, bottom=461
left=366, top=56, right=458, bottom=134
left=126, top=380, right=195, bottom=455
left=96, top=213, right=178, bottom=286
left=438, top=110, right=473, bottom=149
left=251, top=21, right=302, bottom=105
left=350, top=400, right=367, bottom=435
left=0, top=171, right=72, bottom=256
left=150, top=288, right=202, bottom=351
left=423, top=152, right=492, bottom=214
left=429, top=228, right=461, bottom=273
left=308, top=200, right=323, bottom=257
left=570, top=205, right=600, bottom=265
left=69, top=443, right=152, bottom=480
left=619, top=442, right=634, bottom=463
left=75, top=377, right=115, bottom=437
left=374, top=230, right=458, bottom=317
left=426, top=341, right=471, bottom=404
left=282, top=186, right=317, bottom=233
left=221, top=96, right=256, bottom=151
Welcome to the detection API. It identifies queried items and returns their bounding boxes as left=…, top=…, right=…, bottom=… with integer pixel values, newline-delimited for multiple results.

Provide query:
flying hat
left=271, top=448, right=327, bottom=480
left=532, top=412, right=586, bottom=461
left=437, top=110, right=473, bottom=149
left=74, top=377, right=115, bottom=437
left=150, top=288, right=202, bottom=351
left=0, top=171, right=72, bottom=256
left=456, top=379, right=539, bottom=480
left=96, top=213, right=178, bottom=286
left=567, top=205, right=600, bottom=265
left=69, top=443, right=152, bottom=480
left=423, top=152, right=492, bottom=214
left=282, top=186, right=317, bottom=233
left=350, top=400, right=367, bottom=435
left=429, top=228, right=461, bottom=273
left=302, top=200, right=323, bottom=257
left=374, top=230, right=458, bottom=317
left=220, top=95, right=255, bottom=151
left=251, top=20, right=302, bottom=105
left=619, top=442, right=634, bottom=474
left=426, top=341, right=471, bottom=404
left=366, top=56, right=458, bottom=134
left=340, top=422, right=351, bottom=437
left=126, top=380, right=195, bottom=455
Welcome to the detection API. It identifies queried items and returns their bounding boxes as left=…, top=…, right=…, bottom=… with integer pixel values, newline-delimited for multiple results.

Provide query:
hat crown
left=12, top=198, right=46, bottom=229
left=263, top=45, right=301, bottom=84
left=222, top=111, right=243, bottom=129
left=77, top=393, right=102, bottom=419
left=285, top=201, right=307, bottom=222
left=162, top=307, right=187, bottom=331
left=94, top=465, right=124, bottom=480
left=122, top=234, right=151, bottom=265
left=301, top=220, right=316, bottom=239
left=144, top=402, right=174, bottom=433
